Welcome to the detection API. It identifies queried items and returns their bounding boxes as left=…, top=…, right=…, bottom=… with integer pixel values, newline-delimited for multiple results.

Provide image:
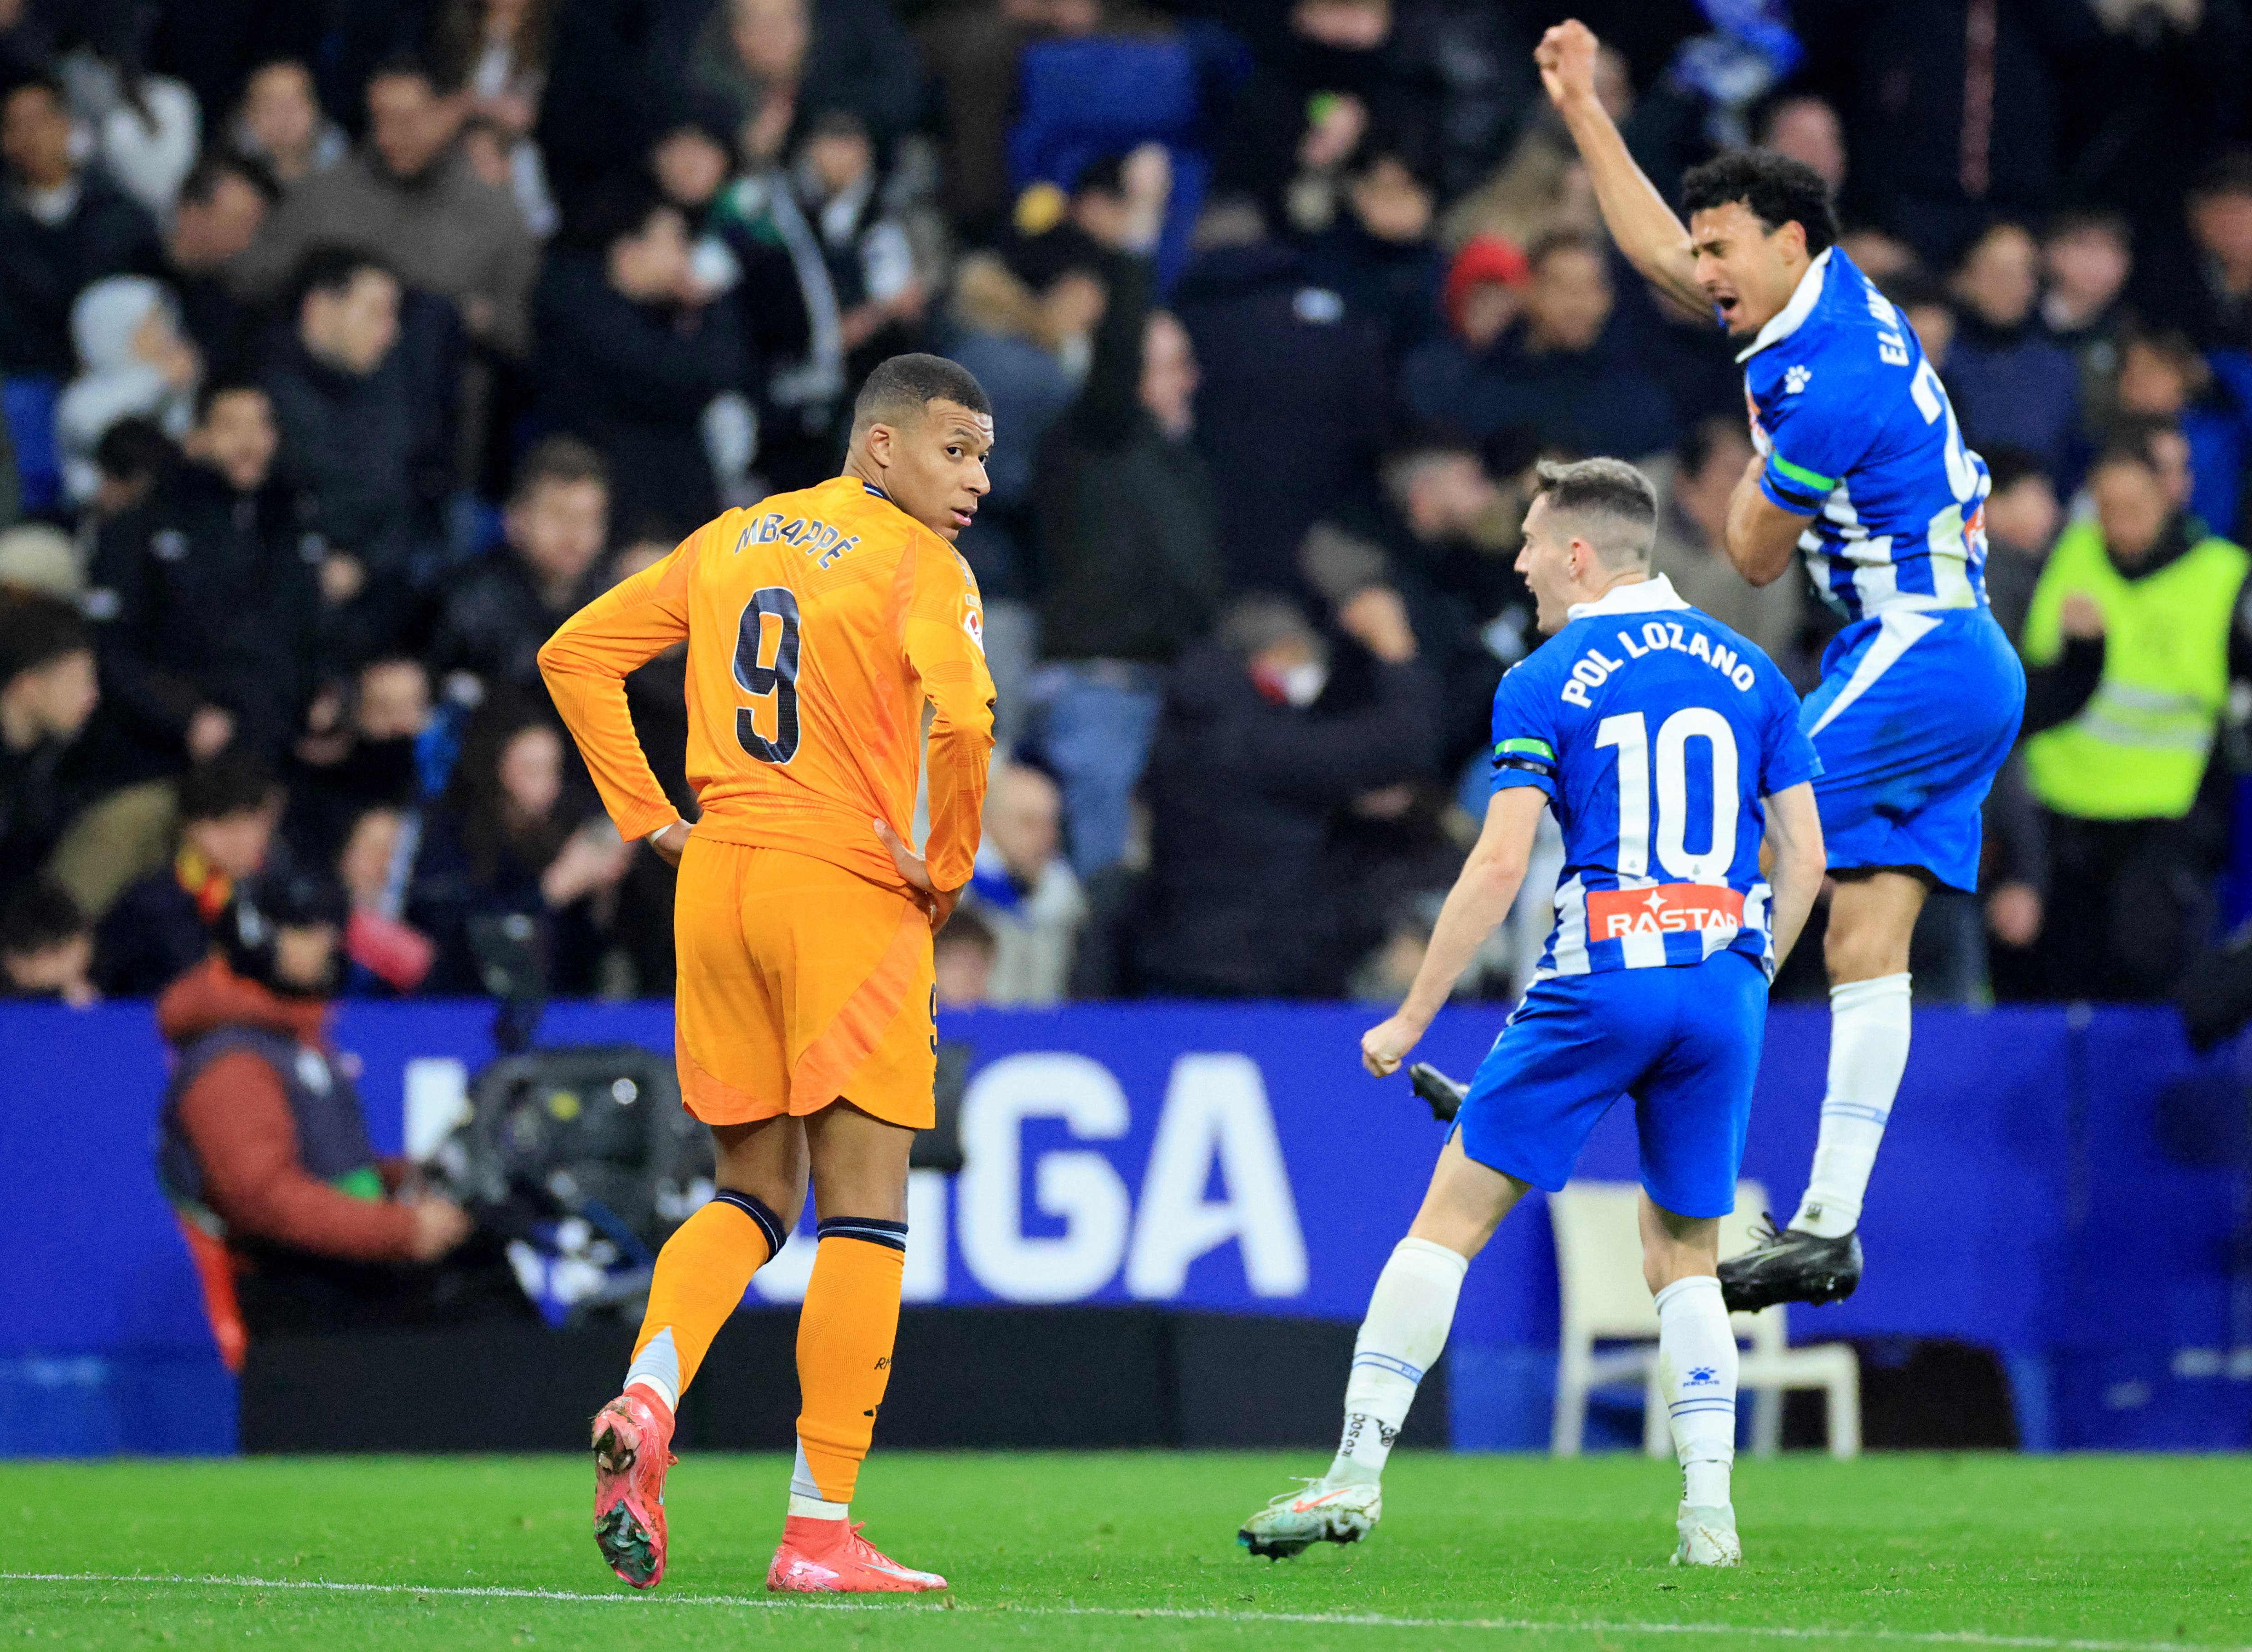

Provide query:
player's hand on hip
left=1534, top=20, right=1600, bottom=111
left=648, top=819, right=692, bottom=868
left=1361, top=1013, right=1425, bottom=1079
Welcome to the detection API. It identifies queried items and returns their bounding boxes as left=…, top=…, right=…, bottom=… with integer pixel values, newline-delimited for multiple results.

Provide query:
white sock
left=623, top=1328, right=679, bottom=1414
left=1655, top=1275, right=1736, bottom=1508
left=787, top=1442, right=848, bottom=1522
left=1793, top=972, right=1911, bottom=1238
left=1327, top=1237, right=1467, bottom=1484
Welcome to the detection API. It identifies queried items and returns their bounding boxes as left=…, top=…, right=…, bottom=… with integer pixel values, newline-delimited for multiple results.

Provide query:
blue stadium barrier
left=3, top=998, right=2247, bottom=1456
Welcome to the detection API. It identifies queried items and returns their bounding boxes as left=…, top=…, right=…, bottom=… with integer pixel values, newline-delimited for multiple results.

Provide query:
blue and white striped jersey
left=1744, top=246, right=1993, bottom=624
left=1490, top=577, right=1820, bottom=979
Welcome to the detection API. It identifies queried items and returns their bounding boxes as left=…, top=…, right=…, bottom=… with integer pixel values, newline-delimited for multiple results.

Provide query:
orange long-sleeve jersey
left=537, top=476, right=996, bottom=897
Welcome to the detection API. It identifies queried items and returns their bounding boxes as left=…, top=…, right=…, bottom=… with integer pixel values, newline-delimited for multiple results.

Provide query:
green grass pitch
left=4, top=1452, right=2249, bottom=1650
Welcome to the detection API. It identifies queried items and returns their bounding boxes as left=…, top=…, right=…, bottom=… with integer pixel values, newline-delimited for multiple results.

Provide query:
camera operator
left=155, top=869, right=524, bottom=1336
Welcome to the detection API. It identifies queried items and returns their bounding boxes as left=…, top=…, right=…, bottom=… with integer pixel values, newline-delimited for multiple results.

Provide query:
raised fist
left=1534, top=20, right=1601, bottom=112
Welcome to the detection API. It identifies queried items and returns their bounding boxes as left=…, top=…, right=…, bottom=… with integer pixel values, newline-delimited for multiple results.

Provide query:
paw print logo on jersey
left=1685, top=1366, right=1719, bottom=1386
left=1783, top=364, right=1813, bottom=395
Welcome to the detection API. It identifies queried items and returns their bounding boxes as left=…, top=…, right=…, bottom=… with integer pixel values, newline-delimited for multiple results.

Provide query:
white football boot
left=1671, top=1501, right=1742, bottom=1567
left=1238, top=1477, right=1383, bottom=1559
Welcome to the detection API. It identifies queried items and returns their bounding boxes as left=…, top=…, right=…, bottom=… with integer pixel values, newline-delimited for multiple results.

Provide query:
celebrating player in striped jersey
left=1238, top=459, right=1825, bottom=1568
left=1536, top=20, right=2026, bottom=1312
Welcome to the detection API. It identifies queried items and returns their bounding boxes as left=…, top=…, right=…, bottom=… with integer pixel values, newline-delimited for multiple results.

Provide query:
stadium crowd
left=3, top=0, right=2252, bottom=1013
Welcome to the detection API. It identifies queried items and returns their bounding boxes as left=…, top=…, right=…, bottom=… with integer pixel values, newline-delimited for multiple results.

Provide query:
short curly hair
left=1680, top=150, right=1839, bottom=257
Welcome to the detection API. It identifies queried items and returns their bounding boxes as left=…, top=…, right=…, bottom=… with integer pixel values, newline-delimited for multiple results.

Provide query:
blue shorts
left=1800, top=606, right=2024, bottom=893
left=1456, top=952, right=1767, bottom=1219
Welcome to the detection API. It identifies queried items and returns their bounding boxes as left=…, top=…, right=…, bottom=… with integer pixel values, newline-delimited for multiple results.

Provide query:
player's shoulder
left=1747, top=250, right=1901, bottom=400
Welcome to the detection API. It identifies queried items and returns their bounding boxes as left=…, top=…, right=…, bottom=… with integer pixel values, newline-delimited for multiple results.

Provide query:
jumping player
left=1238, top=459, right=1825, bottom=1568
left=1535, top=22, right=2027, bottom=1312
left=537, top=354, right=997, bottom=1594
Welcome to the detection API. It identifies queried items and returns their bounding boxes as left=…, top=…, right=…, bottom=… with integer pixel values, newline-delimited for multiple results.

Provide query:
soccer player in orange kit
left=537, top=354, right=997, bottom=1595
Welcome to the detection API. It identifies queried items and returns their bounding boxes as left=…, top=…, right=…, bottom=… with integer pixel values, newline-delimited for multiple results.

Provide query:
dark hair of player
left=1680, top=150, right=1839, bottom=258
left=288, top=243, right=398, bottom=316
left=0, top=879, right=86, bottom=959
left=1532, top=457, right=1659, bottom=567
left=0, top=592, right=91, bottom=686
left=178, top=750, right=280, bottom=824
left=510, top=433, right=611, bottom=504
left=852, top=354, right=992, bottom=432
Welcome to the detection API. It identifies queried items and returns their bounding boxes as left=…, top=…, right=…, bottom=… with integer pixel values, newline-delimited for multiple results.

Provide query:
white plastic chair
left=1547, top=1180, right=1860, bottom=1460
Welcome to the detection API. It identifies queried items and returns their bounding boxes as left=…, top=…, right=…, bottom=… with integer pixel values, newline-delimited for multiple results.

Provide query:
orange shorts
left=672, top=839, right=936, bottom=1129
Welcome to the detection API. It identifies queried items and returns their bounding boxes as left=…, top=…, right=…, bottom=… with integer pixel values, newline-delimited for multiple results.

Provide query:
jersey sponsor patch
left=1585, top=883, right=1744, bottom=942
left=961, top=597, right=985, bottom=654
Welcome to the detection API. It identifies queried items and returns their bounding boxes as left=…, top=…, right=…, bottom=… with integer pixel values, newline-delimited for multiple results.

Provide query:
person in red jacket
left=155, top=869, right=517, bottom=1338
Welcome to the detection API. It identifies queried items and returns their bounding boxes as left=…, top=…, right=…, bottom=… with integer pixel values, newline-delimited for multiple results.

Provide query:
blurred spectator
left=1945, top=220, right=2078, bottom=476
left=434, top=0, right=556, bottom=238
left=1884, top=270, right=1957, bottom=373
left=1439, top=233, right=1529, bottom=356
left=88, top=380, right=318, bottom=771
left=0, top=593, right=105, bottom=908
left=1648, top=414, right=1806, bottom=677
left=157, top=153, right=276, bottom=380
left=1400, top=229, right=1673, bottom=458
left=334, top=804, right=435, bottom=996
left=1030, top=273, right=1226, bottom=878
left=2113, top=330, right=2250, bottom=542
left=1296, top=130, right=1445, bottom=369
left=1977, top=446, right=2061, bottom=645
left=2040, top=208, right=2133, bottom=438
left=1828, top=0, right=2094, bottom=267
left=689, top=0, right=921, bottom=165
left=56, top=41, right=201, bottom=219
left=2176, top=150, right=2252, bottom=352
left=288, top=656, right=438, bottom=880
left=0, top=519, right=74, bottom=595
left=1138, top=587, right=1439, bottom=998
left=154, top=870, right=516, bottom=1337
left=917, top=0, right=1096, bottom=238
left=261, top=248, right=444, bottom=658
left=536, top=185, right=742, bottom=532
left=84, top=415, right=177, bottom=528
left=1215, top=0, right=1529, bottom=221
left=1170, top=199, right=1389, bottom=594
left=0, top=74, right=161, bottom=376
left=57, top=277, right=199, bottom=507
left=406, top=693, right=627, bottom=995
left=938, top=247, right=1087, bottom=738
left=0, top=877, right=96, bottom=1005
left=429, top=436, right=610, bottom=701
left=2017, top=440, right=2250, bottom=1000
left=230, top=60, right=346, bottom=187
left=960, top=762, right=1084, bottom=1006
left=96, top=749, right=280, bottom=997
left=236, top=55, right=539, bottom=362
left=721, top=106, right=921, bottom=491
left=1757, top=94, right=1847, bottom=193
left=933, top=904, right=998, bottom=1008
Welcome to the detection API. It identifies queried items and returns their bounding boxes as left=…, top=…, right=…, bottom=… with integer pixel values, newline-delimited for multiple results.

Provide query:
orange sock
left=791, top=1218, right=908, bottom=1506
left=624, top=1190, right=785, bottom=1408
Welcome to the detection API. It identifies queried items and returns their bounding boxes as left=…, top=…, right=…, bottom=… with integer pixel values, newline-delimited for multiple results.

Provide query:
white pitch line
left=0, top=1572, right=2239, bottom=1652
